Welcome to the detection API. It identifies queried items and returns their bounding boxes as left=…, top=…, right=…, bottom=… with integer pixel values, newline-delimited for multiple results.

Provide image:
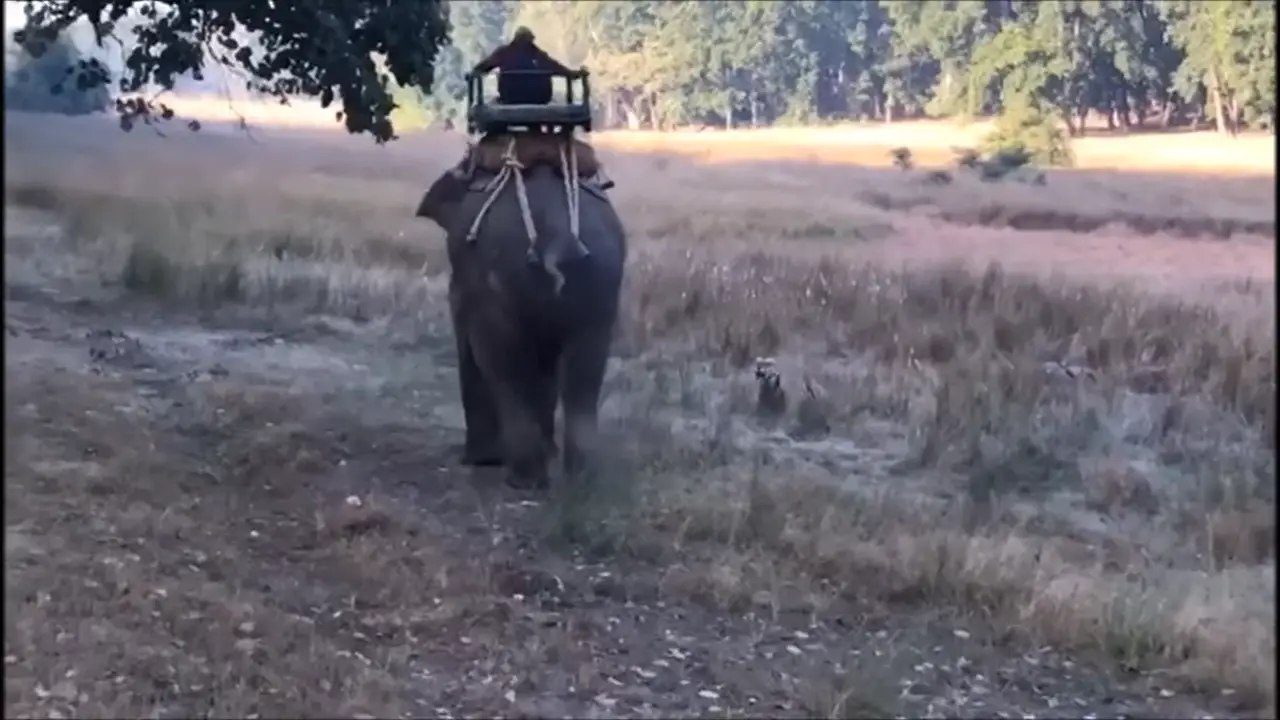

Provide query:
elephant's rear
left=416, top=134, right=627, bottom=486
left=542, top=180, right=627, bottom=331
left=453, top=158, right=626, bottom=334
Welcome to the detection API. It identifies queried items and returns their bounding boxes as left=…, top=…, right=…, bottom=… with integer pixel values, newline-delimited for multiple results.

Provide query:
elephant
left=415, top=157, right=627, bottom=490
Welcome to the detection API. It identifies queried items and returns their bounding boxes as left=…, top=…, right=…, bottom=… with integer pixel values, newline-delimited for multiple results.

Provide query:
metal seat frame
left=465, top=68, right=593, bottom=136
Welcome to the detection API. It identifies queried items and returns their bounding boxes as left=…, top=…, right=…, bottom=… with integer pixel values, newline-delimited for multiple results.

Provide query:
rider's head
left=512, top=26, right=535, bottom=44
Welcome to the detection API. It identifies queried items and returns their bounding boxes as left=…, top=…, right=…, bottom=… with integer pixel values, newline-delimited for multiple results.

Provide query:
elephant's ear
left=415, top=170, right=469, bottom=228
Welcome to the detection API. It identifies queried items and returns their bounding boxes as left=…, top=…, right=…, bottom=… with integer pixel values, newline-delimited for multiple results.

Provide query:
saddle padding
left=470, top=133, right=602, bottom=178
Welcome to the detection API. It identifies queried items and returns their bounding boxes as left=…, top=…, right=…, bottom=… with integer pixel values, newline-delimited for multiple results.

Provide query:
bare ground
left=5, top=113, right=1275, bottom=719
left=5, top=272, right=1250, bottom=720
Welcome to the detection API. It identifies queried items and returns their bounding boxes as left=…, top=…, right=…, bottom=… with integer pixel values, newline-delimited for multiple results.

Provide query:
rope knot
left=501, top=145, right=525, bottom=171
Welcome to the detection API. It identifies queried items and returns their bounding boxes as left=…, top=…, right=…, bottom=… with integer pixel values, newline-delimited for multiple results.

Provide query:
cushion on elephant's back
left=470, top=134, right=601, bottom=178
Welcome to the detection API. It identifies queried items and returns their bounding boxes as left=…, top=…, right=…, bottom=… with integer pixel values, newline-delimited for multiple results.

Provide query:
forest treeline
left=402, top=0, right=1275, bottom=137
left=5, top=0, right=1274, bottom=142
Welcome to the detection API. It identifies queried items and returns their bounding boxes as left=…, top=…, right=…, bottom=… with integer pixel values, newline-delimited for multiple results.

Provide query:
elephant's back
left=451, top=168, right=626, bottom=270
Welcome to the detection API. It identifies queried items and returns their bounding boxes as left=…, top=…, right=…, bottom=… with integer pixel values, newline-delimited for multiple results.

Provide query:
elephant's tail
left=464, top=136, right=590, bottom=295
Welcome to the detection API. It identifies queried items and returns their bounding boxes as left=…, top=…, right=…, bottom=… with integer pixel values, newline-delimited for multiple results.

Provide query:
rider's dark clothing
left=474, top=31, right=573, bottom=105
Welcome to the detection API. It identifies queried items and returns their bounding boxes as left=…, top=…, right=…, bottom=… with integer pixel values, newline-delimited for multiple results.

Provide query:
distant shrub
left=980, top=104, right=1074, bottom=168
left=890, top=146, right=914, bottom=171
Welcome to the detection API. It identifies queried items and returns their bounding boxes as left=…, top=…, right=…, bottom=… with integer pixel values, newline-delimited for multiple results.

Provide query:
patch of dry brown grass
left=596, top=121, right=1278, bottom=176
left=3, top=370, right=455, bottom=718
left=605, top=247, right=1274, bottom=701
left=5, top=110, right=1276, bottom=715
left=105, top=97, right=1277, bottom=175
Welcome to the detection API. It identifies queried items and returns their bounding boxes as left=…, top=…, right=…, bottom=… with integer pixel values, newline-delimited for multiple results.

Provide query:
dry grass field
left=4, top=108, right=1275, bottom=719
left=596, top=122, right=1279, bottom=176
left=155, top=93, right=1276, bottom=174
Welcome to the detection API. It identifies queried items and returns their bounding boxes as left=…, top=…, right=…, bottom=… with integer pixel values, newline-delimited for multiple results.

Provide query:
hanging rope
left=466, top=136, right=537, bottom=256
left=463, top=134, right=590, bottom=295
left=559, top=141, right=581, bottom=242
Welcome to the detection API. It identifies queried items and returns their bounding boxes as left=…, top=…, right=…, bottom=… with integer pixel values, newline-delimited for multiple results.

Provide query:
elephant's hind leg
left=468, top=323, right=554, bottom=490
left=456, top=331, right=504, bottom=467
left=561, top=323, right=612, bottom=478
left=530, top=363, right=559, bottom=458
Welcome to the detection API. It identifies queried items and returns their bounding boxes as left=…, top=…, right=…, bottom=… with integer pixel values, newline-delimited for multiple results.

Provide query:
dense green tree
left=1158, top=0, right=1276, bottom=133
left=886, top=1, right=1001, bottom=117
left=1095, top=0, right=1186, bottom=130
left=562, top=2, right=663, bottom=129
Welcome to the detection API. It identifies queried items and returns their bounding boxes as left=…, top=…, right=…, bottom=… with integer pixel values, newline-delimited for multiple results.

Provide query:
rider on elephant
left=462, top=28, right=612, bottom=189
left=473, top=27, right=573, bottom=107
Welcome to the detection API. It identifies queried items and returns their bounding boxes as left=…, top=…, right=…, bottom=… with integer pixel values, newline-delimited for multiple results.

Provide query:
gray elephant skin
left=416, top=164, right=627, bottom=489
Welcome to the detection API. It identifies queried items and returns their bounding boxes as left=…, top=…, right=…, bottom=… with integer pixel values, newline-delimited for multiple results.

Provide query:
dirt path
left=4, top=272, right=1245, bottom=719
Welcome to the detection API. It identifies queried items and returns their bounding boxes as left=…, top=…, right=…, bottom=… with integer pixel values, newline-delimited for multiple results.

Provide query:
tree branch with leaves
left=13, top=0, right=450, bottom=143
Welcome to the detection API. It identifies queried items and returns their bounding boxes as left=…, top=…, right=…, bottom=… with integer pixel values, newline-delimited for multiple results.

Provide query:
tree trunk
left=1159, top=100, right=1174, bottom=128
left=614, top=88, right=643, bottom=130
left=1115, top=90, right=1131, bottom=133
left=1062, top=110, right=1078, bottom=137
left=837, top=63, right=847, bottom=117
left=1209, top=71, right=1230, bottom=134
left=619, top=93, right=643, bottom=130
left=1133, top=96, right=1148, bottom=129
left=1064, top=107, right=1086, bottom=137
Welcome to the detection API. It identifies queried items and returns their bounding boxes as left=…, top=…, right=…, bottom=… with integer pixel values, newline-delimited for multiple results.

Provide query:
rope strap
left=466, top=136, right=537, bottom=251
left=560, top=142, right=581, bottom=241
left=463, top=135, right=590, bottom=294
